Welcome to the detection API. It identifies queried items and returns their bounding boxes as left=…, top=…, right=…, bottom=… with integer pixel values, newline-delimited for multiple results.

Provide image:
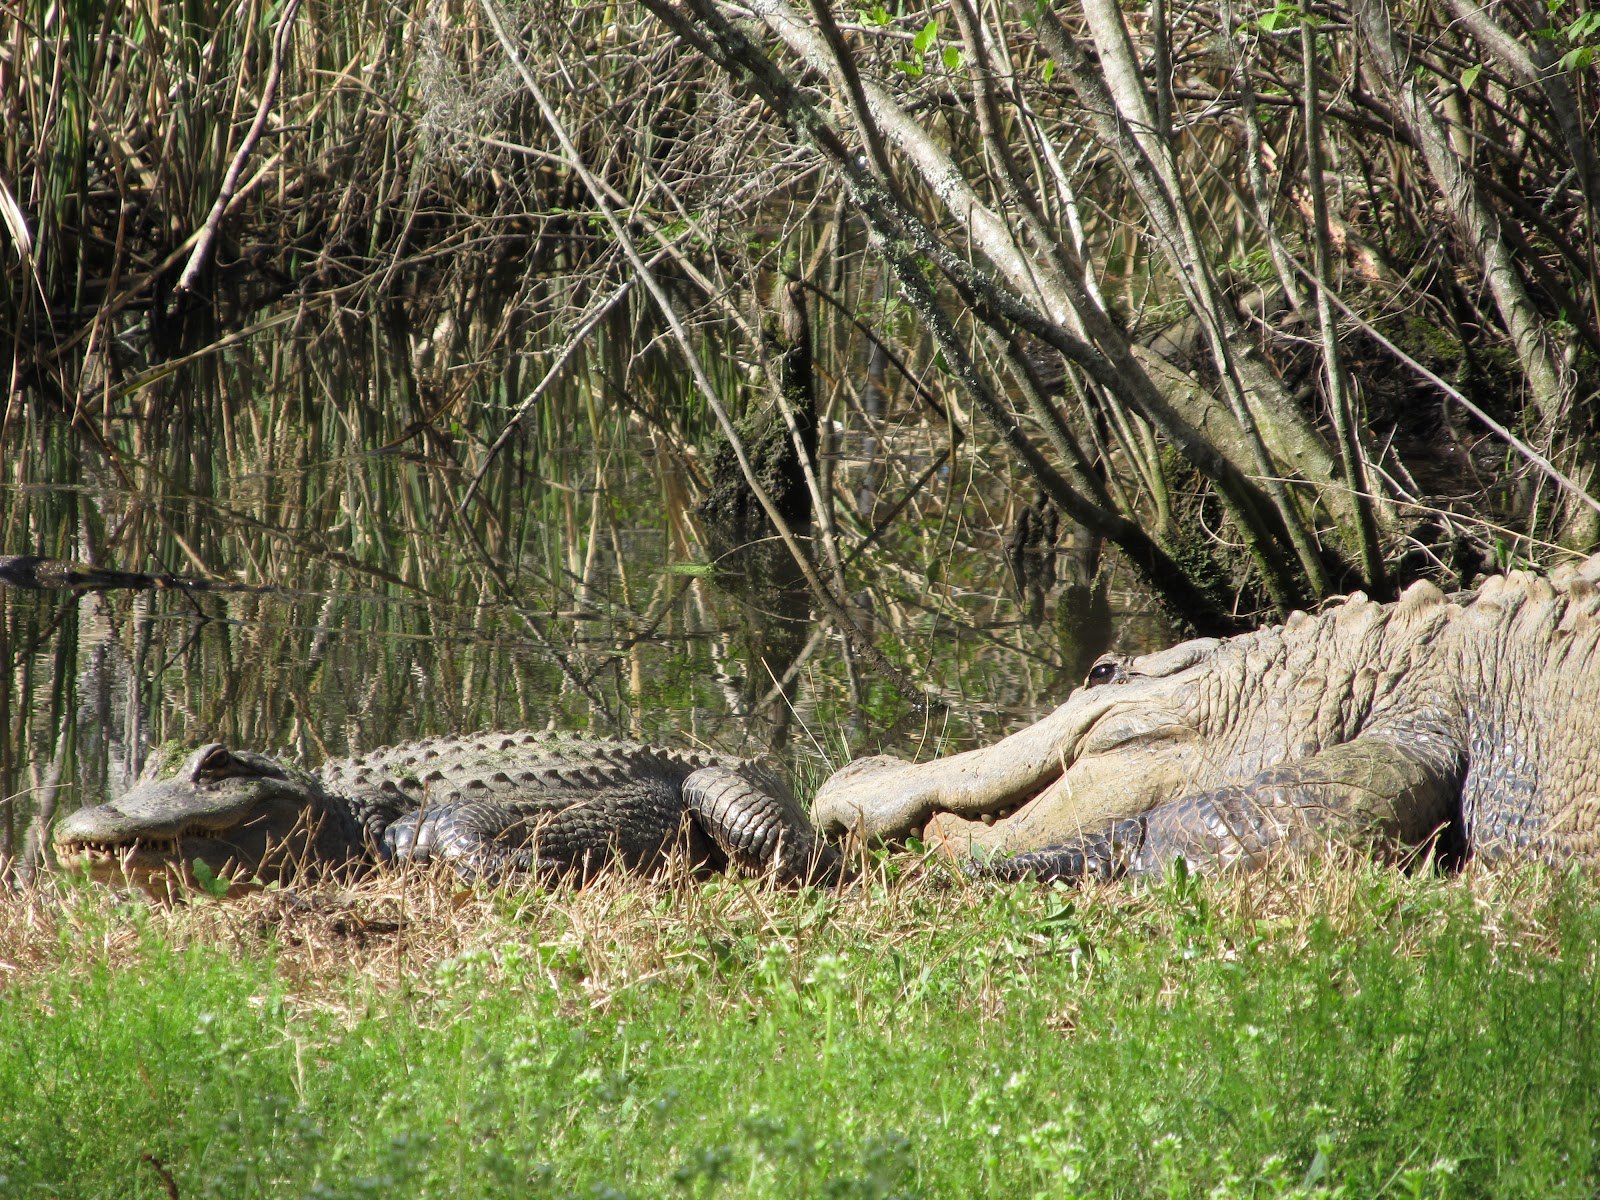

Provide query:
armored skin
left=56, top=559, right=1600, bottom=890
left=813, top=558, right=1600, bottom=881
left=54, top=731, right=838, bottom=887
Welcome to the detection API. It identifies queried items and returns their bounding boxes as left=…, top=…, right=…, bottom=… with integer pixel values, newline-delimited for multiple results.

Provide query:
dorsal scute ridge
left=1259, top=564, right=1600, bottom=667
left=1398, top=578, right=1445, bottom=610
left=316, top=731, right=761, bottom=798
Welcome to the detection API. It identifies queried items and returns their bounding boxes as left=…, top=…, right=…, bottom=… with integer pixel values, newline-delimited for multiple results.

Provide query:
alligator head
left=811, top=576, right=1509, bottom=868
left=53, top=743, right=361, bottom=887
left=811, top=636, right=1240, bottom=856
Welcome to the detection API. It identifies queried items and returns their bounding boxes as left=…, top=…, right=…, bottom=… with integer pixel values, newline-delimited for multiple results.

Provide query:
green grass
left=1, top=862, right=1597, bottom=1197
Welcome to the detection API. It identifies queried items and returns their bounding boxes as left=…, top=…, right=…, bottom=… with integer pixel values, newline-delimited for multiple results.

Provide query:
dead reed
left=1, top=853, right=1581, bottom=1018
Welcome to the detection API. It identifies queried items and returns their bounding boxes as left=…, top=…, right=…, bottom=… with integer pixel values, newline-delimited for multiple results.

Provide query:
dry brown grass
left=0, top=848, right=1583, bottom=1027
left=3, top=851, right=1595, bottom=1197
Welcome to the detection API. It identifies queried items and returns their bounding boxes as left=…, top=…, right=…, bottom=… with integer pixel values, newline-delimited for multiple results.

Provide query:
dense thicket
left=8, top=0, right=1600, bottom=627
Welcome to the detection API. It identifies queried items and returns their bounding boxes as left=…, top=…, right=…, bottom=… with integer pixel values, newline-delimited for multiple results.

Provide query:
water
left=1, top=314, right=1171, bottom=875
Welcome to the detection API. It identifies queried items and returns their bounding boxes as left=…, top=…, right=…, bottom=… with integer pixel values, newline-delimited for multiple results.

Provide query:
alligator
left=0, top=555, right=254, bottom=593
left=53, top=731, right=839, bottom=887
left=812, top=557, right=1600, bottom=881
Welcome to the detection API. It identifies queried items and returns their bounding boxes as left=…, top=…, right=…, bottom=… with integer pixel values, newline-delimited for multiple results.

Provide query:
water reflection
left=1, top=320, right=1169, bottom=877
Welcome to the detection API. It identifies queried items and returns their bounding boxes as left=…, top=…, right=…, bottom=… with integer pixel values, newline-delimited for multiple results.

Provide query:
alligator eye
left=191, top=744, right=236, bottom=780
left=1086, top=658, right=1124, bottom=687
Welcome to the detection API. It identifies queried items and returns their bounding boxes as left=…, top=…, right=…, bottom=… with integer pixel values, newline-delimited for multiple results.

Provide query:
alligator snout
left=810, top=754, right=923, bottom=840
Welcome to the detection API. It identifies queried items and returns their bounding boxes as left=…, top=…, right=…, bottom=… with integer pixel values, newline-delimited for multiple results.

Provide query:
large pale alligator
left=53, top=731, right=839, bottom=887
left=812, top=557, right=1600, bottom=880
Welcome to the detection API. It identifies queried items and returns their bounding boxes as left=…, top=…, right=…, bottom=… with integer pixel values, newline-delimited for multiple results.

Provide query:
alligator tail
left=683, top=766, right=843, bottom=885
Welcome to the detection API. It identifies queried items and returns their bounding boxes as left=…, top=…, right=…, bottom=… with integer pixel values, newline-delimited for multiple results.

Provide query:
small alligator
left=53, top=731, right=839, bottom=887
left=0, top=555, right=252, bottom=593
left=812, top=556, right=1600, bottom=880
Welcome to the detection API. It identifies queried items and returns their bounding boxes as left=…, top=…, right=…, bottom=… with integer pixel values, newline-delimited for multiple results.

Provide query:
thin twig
left=459, top=274, right=639, bottom=513
left=140, top=1154, right=180, bottom=1200
left=176, top=0, right=301, bottom=294
left=477, top=0, right=921, bottom=700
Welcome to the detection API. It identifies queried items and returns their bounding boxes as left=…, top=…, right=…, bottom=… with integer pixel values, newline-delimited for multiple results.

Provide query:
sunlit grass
left=0, top=859, right=1596, bottom=1197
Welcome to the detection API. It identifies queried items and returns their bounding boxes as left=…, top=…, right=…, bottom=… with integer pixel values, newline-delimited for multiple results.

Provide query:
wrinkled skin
left=53, top=732, right=839, bottom=889
left=814, top=560, right=1600, bottom=880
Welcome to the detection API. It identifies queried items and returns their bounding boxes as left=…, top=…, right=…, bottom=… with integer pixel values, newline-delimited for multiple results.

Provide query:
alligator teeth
left=71, top=837, right=181, bottom=857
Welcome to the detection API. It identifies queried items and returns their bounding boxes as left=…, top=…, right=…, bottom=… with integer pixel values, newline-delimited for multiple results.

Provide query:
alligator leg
left=974, top=734, right=1465, bottom=882
left=379, top=768, right=838, bottom=883
left=683, top=766, right=842, bottom=883
left=381, top=780, right=691, bottom=881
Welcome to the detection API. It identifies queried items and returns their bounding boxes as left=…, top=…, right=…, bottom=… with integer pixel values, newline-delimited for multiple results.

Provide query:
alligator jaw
left=919, top=804, right=1027, bottom=857
left=54, top=789, right=264, bottom=885
left=54, top=837, right=180, bottom=883
left=811, top=638, right=1224, bottom=850
left=810, top=687, right=1128, bottom=844
left=915, top=768, right=1079, bottom=855
left=813, top=751, right=1071, bottom=848
left=812, top=674, right=1199, bottom=855
left=55, top=832, right=251, bottom=887
left=51, top=743, right=334, bottom=887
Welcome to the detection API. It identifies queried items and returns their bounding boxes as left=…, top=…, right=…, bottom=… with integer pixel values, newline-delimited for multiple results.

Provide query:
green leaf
left=1560, top=45, right=1594, bottom=70
left=1566, top=10, right=1600, bottom=38
left=1460, top=63, right=1482, bottom=90
left=893, top=59, right=925, bottom=77
left=942, top=45, right=962, bottom=71
left=1041, top=57, right=1056, bottom=84
left=191, top=858, right=231, bottom=899
left=1302, top=1138, right=1331, bottom=1187
left=1035, top=901, right=1078, bottom=930
left=1256, top=2, right=1303, bottom=31
left=913, top=18, right=939, bottom=55
left=665, top=562, right=715, bottom=577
